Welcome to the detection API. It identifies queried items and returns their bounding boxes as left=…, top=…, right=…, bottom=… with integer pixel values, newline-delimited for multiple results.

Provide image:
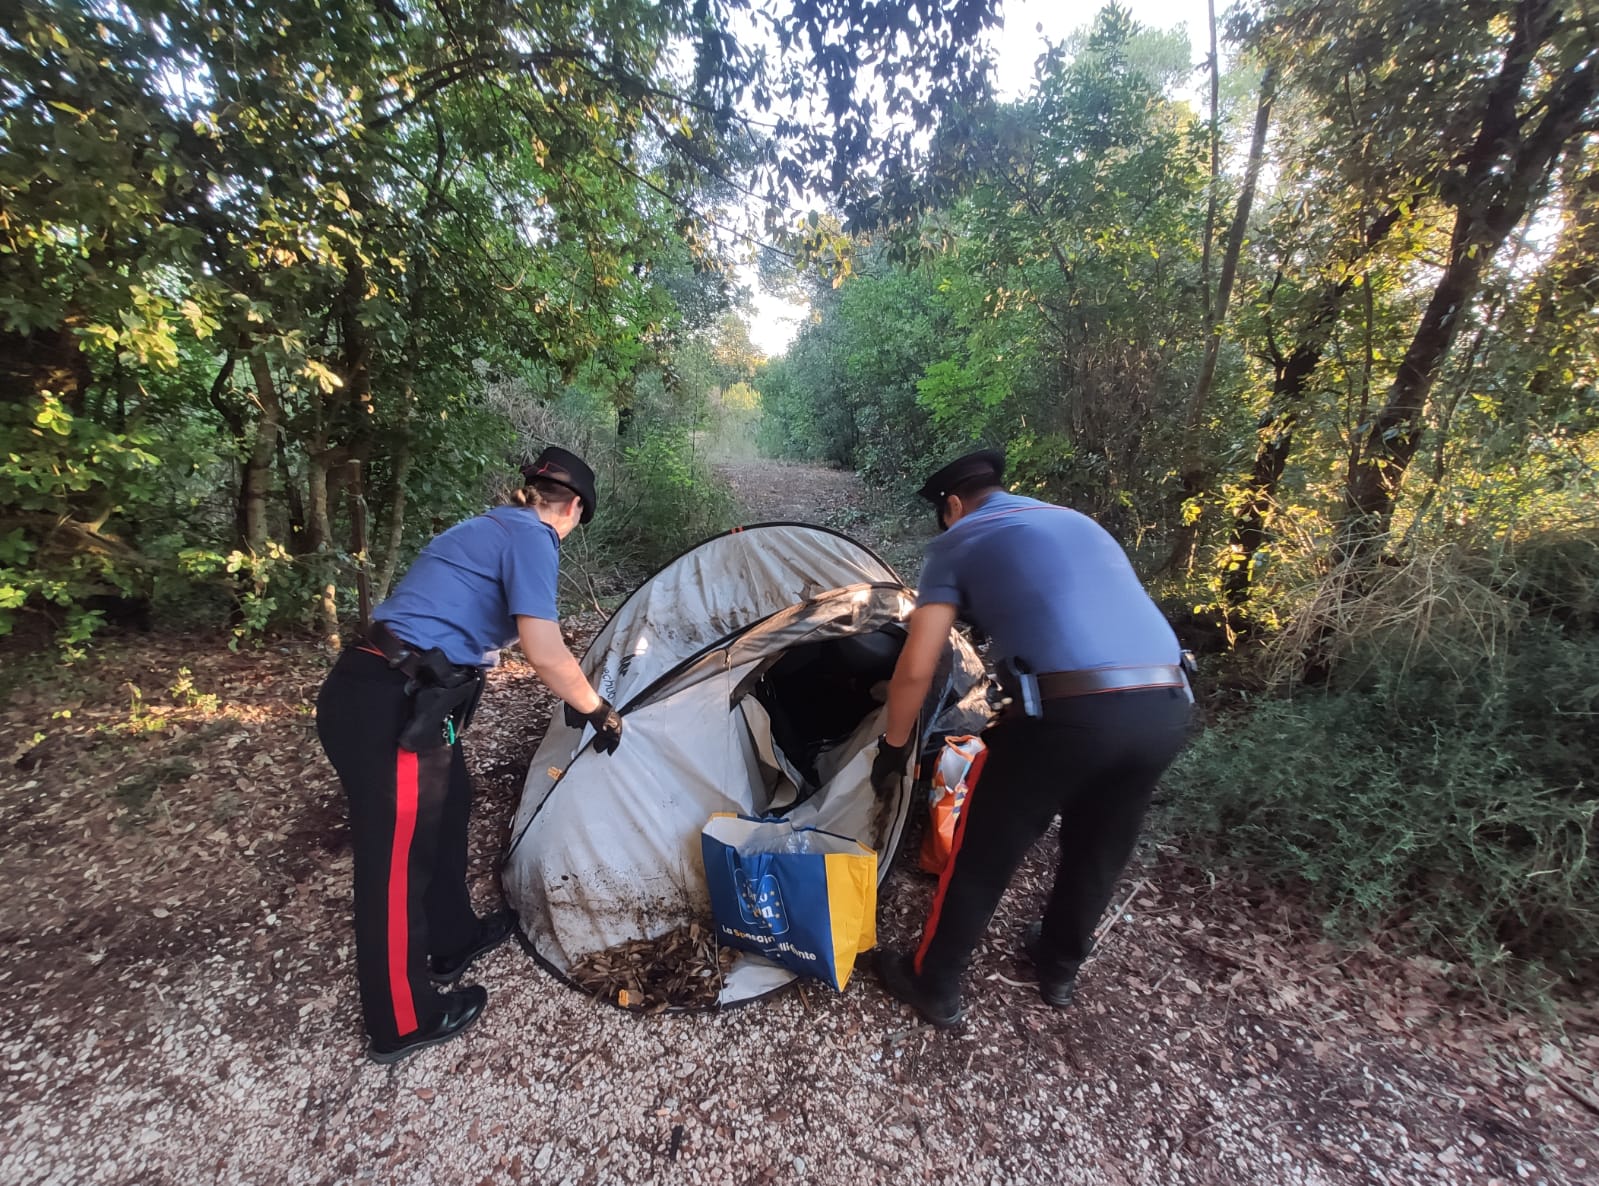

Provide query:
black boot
left=366, top=985, right=487, bottom=1065
left=430, top=909, right=515, bottom=986
left=877, top=950, right=963, bottom=1028
left=1021, top=922, right=1080, bottom=1008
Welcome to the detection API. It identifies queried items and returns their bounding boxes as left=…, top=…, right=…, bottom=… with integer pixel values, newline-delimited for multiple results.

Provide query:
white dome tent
left=501, top=522, right=988, bottom=1007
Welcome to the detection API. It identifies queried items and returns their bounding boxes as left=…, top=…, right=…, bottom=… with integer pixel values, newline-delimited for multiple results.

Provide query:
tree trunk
left=205, top=352, right=241, bottom=437
left=1222, top=205, right=1404, bottom=606
left=315, top=580, right=341, bottom=649
left=112, top=359, right=132, bottom=433
left=348, top=460, right=372, bottom=631
left=1197, top=0, right=1220, bottom=331
left=1526, top=164, right=1599, bottom=411
left=276, top=436, right=308, bottom=553
left=368, top=220, right=431, bottom=605
left=303, top=446, right=336, bottom=645
left=326, top=457, right=350, bottom=536
left=242, top=354, right=282, bottom=552
left=201, top=351, right=250, bottom=541
left=373, top=445, right=412, bottom=605
left=306, top=448, right=347, bottom=553
left=338, top=251, right=374, bottom=414
left=305, top=450, right=330, bottom=531
left=1166, top=66, right=1277, bottom=573
left=1221, top=345, right=1322, bottom=606
left=1342, top=277, right=1378, bottom=502
left=1337, top=0, right=1596, bottom=561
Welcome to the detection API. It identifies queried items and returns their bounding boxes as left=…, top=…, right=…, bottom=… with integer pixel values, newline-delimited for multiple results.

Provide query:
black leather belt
left=362, top=620, right=428, bottom=679
left=1036, top=665, right=1186, bottom=699
left=362, top=620, right=480, bottom=687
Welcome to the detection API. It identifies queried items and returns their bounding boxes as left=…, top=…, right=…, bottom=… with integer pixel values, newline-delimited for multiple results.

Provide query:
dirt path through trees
left=0, top=465, right=1594, bottom=1185
left=717, top=460, right=926, bottom=579
left=717, top=461, right=875, bottom=529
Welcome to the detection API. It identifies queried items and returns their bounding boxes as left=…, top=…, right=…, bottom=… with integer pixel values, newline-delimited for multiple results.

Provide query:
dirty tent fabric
left=502, top=523, right=988, bottom=1006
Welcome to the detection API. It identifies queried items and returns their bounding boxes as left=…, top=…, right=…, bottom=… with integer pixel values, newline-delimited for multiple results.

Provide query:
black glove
left=870, top=733, right=912, bottom=799
left=565, top=697, right=624, bottom=755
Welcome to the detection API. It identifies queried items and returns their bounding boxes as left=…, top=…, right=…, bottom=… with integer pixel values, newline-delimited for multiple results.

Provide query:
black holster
left=362, top=625, right=485, bottom=753
left=399, top=668, right=483, bottom=753
left=996, top=657, right=1043, bottom=719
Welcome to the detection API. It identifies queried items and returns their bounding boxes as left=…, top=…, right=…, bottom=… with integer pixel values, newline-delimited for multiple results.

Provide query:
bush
left=0, top=391, right=244, bottom=650
left=1163, top=533, right=1599, bottom=998
left=495, top=382, right=738, bottom=607
left=590, top=426, right=738, bottom=570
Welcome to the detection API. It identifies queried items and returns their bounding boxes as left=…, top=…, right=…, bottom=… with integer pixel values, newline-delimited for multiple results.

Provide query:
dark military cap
left=916, top=449, right=1005, bottom=504
left=521, top=446, right=598, bottom=523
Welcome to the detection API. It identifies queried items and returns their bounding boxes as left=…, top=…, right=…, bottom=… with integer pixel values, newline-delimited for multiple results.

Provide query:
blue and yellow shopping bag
left=700, top=814, right=877, bottom=991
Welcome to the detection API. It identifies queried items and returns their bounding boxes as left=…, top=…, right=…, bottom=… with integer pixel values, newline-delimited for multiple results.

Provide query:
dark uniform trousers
left=914, top=686, right=1192, bottom=987
left=315, top=648, right=480, bottom=1044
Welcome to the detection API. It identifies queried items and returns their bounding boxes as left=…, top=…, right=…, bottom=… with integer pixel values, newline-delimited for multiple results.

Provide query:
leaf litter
left=568, top=921, right=735, bottom=1012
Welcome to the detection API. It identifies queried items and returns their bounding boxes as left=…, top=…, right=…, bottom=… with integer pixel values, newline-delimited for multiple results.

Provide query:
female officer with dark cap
left=315, top=446, right=624, bottom=1063
left=870, top=449, right=1191, bottom=1027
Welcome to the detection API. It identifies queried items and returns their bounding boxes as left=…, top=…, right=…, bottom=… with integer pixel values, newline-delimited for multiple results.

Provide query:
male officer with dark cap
left=871, top=449, right=1191, bottom=1026
left=316, top=446, right=624, bottom=1062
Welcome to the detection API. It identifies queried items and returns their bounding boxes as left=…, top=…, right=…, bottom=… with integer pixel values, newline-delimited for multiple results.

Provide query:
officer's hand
left=565, top=697, right=624, bottom=755
left=870, top=733, right=912, bottom=799
left=588, top=700, right=623, bottom=755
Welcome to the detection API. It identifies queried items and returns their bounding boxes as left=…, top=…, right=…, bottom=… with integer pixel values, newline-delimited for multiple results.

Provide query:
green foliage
left=618, top=428, right=739, bottom=564
left=2, top=392, right=162, bottom=643
left=1, top=0, right=1001, bottom=648
left=753, top=256, right=978, bottom=486
left=546, top=425, right=739, bottom=606
left=754, top=360, right=826, bottom=462
left=486, top=366, right=738, bottom=604
left=757, top=7, right=1208, bottom=547
left=174, top=541, right=311, bottom=642
left=1164, top=534, right=1599, bottom=995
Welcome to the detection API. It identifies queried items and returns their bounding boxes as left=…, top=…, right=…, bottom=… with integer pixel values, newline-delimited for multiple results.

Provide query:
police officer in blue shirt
left=872, top=450, right=1191, bottom=1027
left=316, top=447, right=624, bottom=1063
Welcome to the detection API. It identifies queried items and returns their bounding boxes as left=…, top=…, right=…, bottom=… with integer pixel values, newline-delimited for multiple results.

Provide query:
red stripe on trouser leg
left=388, top=749, right=421, bottom=1035
left=914, top=746, right=989, bottom=975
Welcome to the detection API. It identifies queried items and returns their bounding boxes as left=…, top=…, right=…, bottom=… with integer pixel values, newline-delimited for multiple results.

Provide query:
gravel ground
left=3, top=465, right=1596, bottom=1185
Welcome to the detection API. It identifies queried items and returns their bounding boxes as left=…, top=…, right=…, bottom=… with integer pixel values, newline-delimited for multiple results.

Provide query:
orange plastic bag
left=918, top=735, right=988, bottom=875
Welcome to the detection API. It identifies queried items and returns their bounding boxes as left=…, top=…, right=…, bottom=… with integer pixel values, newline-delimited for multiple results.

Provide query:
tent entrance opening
left=741, top=624, right=905, bottom=814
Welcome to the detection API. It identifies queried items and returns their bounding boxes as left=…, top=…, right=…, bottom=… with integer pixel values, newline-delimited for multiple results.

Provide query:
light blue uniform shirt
left=373, top=506, right=559, bottom=667
left=917, top=492, right=1179, bottom=672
